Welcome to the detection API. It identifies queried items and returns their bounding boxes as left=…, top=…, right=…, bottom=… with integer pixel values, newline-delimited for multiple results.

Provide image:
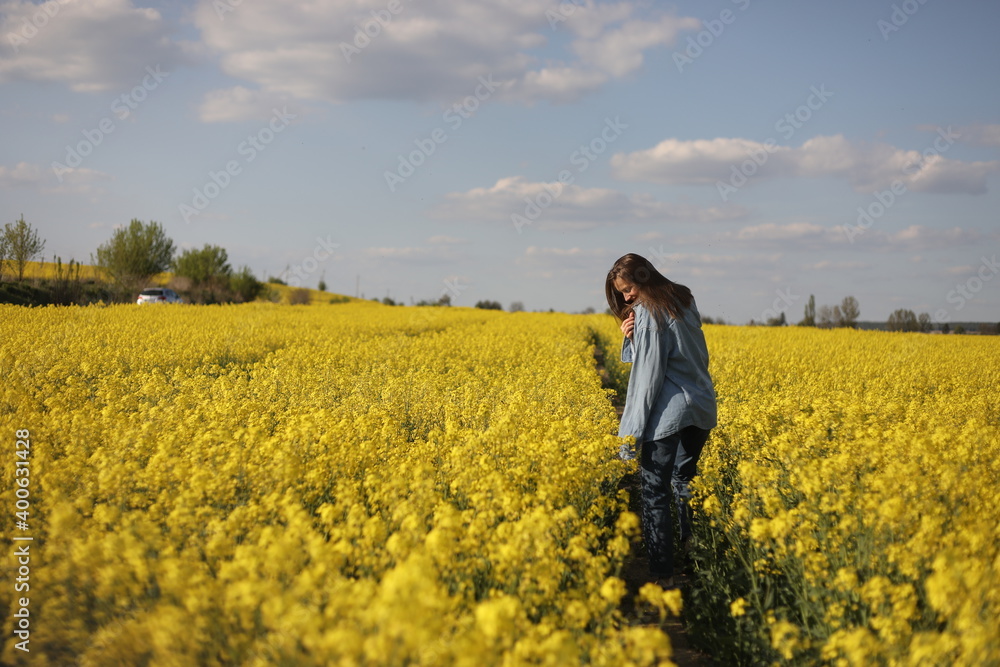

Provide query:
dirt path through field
left=594, top=344, right=713, bottom=667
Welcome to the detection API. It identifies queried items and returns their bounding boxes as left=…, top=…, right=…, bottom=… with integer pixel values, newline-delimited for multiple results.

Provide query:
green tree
left=817, top=305, right=834, bottom=328
left=475, top=300, right=503, bottom=310
left=51, top=255, right=84, bottom=305
left=839, top=296, right=860, bottom=328
left=765, top=311, right=787, bottom=326
left=0, top=228, right=6, bottom=280
left=173, top=244, right=232, bottom=286
left=799, top=294, right=816, bottom=326
left=887, top=309, right=919, bottom=332
left=94, top=219, right=175, bottom=300
left=2, top=215, right=46, bottom=282
left=229, top=265, right=264, bottom=303
left=918, top=312, right=932, bottom=333
left=172, top=244, right=232, bottom=302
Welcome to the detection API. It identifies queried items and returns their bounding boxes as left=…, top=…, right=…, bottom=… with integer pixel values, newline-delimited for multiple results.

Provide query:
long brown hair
left=605, top=253, right=693, bottom=326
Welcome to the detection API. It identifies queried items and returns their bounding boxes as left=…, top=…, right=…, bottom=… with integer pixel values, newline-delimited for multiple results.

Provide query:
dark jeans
left=639, top=425, right=711, bottom=578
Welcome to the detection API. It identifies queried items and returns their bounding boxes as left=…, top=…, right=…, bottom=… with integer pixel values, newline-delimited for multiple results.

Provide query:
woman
left=605, top=253, right=717, bottom=587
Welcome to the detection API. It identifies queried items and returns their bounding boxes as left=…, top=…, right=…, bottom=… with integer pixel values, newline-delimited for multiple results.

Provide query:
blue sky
left=2, top=0, right=998, bottom=323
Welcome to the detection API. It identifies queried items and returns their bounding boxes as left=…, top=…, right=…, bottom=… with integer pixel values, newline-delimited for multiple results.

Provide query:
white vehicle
left=137, top=287, right=183, bottom=304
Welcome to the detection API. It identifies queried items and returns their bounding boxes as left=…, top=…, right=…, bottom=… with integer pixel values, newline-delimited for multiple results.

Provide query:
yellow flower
left=730, top=597, right=748, bottom=618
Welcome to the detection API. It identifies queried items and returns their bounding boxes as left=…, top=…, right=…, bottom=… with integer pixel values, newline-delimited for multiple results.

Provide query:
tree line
left=745, top=294, right=995, bottom=333
left=0, top=217, right=265, bottom=304
left=750, top=295, right=861, bottom=328
left=3, top=216, right=998, bottom=326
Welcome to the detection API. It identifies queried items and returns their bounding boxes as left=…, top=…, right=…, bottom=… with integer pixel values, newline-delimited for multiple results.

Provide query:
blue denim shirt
left=618, top=300, right=717, bottom=455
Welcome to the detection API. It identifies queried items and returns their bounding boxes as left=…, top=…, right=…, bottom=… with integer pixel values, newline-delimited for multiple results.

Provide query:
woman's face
left=613, top=277, right=639, bottom=305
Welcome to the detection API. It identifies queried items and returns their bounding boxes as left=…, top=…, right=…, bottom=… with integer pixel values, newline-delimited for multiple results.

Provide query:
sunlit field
left=678, top=326, right=1000, bottom=665
left=1, top=302, right=670, bottom=665
left=2, top=302, right=997, bottom=665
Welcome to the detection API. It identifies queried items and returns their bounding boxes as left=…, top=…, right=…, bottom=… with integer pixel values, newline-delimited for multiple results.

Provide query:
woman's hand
left=620, top=311, right=635, bottom=340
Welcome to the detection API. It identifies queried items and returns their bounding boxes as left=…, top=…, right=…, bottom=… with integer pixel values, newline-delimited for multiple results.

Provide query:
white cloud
left=611, top=134, right=1000, bottom=195
left=884, top=225, right=987, bottom=248
left=514, top=67, right=608, bottom=105
left=426, top=234, right=465, bottom=244
left=517, top=245, right=786, bottom=286
left=0, top=161, right=111, bottom=196
left=0, top=0, right=191, bottom=91
left=570, top=15, right=701, bottom=77
left=0, top=161, right=45, bottom=187
left=523, top=245, right=605, bottom=259
left=643, top=251, right=783, bottom=280
left=944, top=264, right=977, bottom=276
left=935, top=124, right=1000, bottom=150
left=44, top=165, right=113, bottom=195
left=430, top=175, right=746, bottom=230
left=364, top=245, right=460, bottom=264
left=733, top=222, right=831, bottom=242
left=516, top=245, right=613, bottom=282
left=647, top=221, right=992, bottom=255
left=802, top=259, right=869, bottom=271
left=197, top=86, right=302, bottom=123
left=192, top=0, right=698, bottom=111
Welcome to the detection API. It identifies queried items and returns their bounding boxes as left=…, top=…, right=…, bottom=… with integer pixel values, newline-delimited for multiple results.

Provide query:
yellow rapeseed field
left=1, top=302, right=672, bottom=666
left=2, top=302, right=998, bottom=665
left=675, top=325, right=1000, bottom=666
